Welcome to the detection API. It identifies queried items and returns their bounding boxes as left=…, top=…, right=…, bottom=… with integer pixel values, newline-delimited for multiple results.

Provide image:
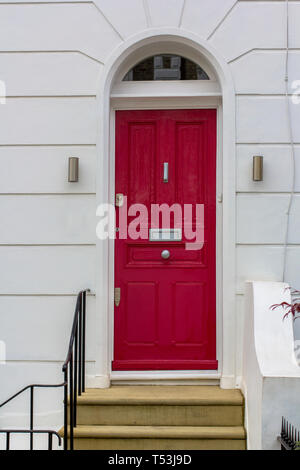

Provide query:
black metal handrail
left=0, top=289, right=90, bottom=451
left=62, top=289, right=90, bottom=450
left=0, top=429, right=62, bottom=450
left=0, top=383, right=64, bottom=450
left=278, top=417, right=300, bottom=450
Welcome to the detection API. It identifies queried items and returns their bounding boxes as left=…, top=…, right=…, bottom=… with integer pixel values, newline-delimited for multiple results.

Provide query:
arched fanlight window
left=123, top=54, right=210, bottom=81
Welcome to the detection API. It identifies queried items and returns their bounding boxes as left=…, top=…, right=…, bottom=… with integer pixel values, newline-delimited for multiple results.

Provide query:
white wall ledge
left=243, top=281, right=300, bottom=450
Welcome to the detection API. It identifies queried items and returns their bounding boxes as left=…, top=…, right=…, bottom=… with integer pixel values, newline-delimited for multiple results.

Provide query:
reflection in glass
left=123, top=55, right=210, bottom=81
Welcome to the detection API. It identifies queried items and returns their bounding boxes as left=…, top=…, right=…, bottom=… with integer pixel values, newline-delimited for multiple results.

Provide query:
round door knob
left=161, top=250, right=170, bottom=260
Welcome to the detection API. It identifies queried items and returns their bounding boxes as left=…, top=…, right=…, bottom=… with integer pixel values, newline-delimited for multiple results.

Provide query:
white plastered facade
left=0, top=0, right=300, bottom=438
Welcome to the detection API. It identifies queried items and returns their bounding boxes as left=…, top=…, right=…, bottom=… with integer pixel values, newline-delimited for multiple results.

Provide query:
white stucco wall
left=0, top=0, right=300, bottom=443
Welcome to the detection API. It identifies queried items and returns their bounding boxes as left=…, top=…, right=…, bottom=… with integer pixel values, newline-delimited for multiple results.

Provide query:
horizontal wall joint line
left=2, top=360, right=96, bottom=364
left=0, top=2, right=93, bottom=4
left=236, top=142, right=300, bottom=145
left=0, top=293, right=95, bottom=297
left=0, top=243, right=96, bottom=246
left=236, top=243, right=300, bottom=247
left=0, top=49, right=104, bottom=64
left=1, top=95, right=97, bottom=99
left=236, top=191, right=300, bottom=195
left=236, top=94, right=300, bottom=97
left=228, top=47, right=300, bottom=64
left=0, top=144, right=97, bottom=147
left=0, top=193, right=96, bottom=196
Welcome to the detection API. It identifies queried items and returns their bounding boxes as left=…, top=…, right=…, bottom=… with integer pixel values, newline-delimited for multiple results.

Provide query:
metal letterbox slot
left=149, top=228, right=182, bottom=242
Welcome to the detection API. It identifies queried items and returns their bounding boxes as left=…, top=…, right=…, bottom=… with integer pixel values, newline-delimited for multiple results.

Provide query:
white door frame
left=109, top=97, right=222, bottom=383
left=93, top=29, right=236, bottom=389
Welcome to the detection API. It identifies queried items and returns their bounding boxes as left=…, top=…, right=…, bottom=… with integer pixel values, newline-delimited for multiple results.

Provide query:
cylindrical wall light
left=68, top=157, right=79, bottom=182
left=253, top=156, right=263, bottom=181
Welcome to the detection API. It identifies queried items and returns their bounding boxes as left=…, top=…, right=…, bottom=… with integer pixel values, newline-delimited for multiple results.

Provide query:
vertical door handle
left=163, top=162, right=169, bottom=183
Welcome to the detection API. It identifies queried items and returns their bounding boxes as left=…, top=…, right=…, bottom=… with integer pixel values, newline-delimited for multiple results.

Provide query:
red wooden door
left=113, top=109, right=217, bottom=371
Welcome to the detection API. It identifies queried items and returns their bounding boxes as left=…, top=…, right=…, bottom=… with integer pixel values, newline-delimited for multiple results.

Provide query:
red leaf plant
left=270, top=288, right=300, bottom=321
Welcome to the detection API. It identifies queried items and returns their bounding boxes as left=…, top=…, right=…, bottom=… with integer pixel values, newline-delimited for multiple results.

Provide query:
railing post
left=74, top=323, right=78, bottom=428
left=69, top=355, right=74, bottom=451
left=48, top=432, right=53, bottom=451
left=30, top=386, right=34, bottom=451
left=278, top=417, right=300, bottom=450
left=64, top=368, right=68, bottom=451
left=78, top=294, right=82, bottom=396
left=82, top=291, right=86, bottom=393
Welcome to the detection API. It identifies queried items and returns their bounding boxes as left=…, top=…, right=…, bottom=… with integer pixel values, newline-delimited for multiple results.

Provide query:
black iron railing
left=0, top=289, right=90, bottom=451
left=278, top=417, right=300, bottom=450
left=0, top=383, right=64, bottom=450
left=62, top=289, right=90, bottom=450
left=0, top=429, right=61, bottom=450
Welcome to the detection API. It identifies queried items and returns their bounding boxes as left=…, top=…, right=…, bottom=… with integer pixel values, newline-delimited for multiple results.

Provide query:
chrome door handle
left=161, top=250, right=170, bottom=260
left=163, top=162, right=169, bottom=183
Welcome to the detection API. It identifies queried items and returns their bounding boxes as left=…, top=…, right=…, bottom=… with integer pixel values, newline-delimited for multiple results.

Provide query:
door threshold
left=112, top=379, right=220, bottom=386
left=111, top=370, right=221, bottom=386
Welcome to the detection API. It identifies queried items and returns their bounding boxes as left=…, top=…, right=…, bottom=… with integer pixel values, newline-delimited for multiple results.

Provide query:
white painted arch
left=93, top=28, right=236, bottom=389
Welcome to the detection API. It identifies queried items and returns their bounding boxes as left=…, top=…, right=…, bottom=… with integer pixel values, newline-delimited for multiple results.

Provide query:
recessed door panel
left=125, top=282, right=158, bottom=345
left=176, top=123, right=204, bottom=205
left=128, top=123, right=156, bottom=207
left=172, top=282, right=207, bottom=346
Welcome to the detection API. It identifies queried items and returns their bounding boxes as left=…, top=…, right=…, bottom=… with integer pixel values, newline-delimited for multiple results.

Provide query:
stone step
left=75, top=386, right=244, bottom=426
left=76, top=386, right=243, bottom=405
left=63, top=386, right=246, bottom=450
left=70, top=425, right=246, bottom=450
